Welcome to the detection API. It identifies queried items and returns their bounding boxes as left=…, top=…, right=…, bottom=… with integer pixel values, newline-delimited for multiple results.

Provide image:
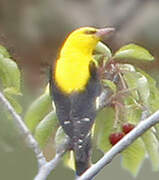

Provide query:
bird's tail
left=74, top=134, right=92, bottom=177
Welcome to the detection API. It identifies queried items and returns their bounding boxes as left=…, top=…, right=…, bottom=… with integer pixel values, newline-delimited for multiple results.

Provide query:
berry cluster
left=109, top=123, right=135, bottom=146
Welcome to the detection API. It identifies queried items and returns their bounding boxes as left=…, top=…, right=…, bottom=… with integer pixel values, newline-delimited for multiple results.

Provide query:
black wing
left=49, top=60, right=101, bottom=140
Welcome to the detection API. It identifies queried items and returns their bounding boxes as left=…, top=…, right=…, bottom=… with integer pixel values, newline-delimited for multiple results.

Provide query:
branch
left=34, top=142, right=68, bottom=180
left=0, top=91, right=46, bottom=167
left=0, top=91, right=69, bottom=180
left=34, top=154, right=62, bottom=180
left=77, top=110, right=159, bottom=180
left=2, top=87, right=159, bottom=180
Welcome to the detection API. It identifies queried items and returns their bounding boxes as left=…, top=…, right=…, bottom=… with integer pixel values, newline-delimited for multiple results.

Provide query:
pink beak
left=96, top=27, right=115, bottom=37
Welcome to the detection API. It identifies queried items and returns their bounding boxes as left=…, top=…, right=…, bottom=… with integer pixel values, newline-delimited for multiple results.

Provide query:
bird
left=50, top=26, right=114, bottom=177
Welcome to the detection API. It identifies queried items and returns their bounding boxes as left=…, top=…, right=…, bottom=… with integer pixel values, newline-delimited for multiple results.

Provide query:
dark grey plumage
left=50, top=61, right=101, bottom=176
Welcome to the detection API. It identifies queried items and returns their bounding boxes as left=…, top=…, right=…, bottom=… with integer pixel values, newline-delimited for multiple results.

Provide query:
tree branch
left=34, top=143, right=68, bottom=180
left=0, top=91, right=69, bottom=180
left=1, top=88, right=159, bottom=180
left=0, top=91, right=46, bottom=167
left=77, top=110, right=159, bottom=180
left=34, top=154, right=62, bottom=180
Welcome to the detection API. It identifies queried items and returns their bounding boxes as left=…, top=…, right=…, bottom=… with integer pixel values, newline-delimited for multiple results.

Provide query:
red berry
left=122, top=123, right=135, bottom=134
left=109, top=132, right=125, bottom=146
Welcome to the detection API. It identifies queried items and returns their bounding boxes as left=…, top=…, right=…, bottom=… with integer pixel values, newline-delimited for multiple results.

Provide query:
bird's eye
left=85, top=30, right=97, bottom=34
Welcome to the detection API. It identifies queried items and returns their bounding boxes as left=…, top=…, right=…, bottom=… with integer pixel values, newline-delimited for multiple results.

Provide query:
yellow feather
left=54, top=27, right=100, bottom=93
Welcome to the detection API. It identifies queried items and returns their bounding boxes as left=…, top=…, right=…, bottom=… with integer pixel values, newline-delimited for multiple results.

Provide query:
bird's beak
left=96, top=27, right=115, bottom=38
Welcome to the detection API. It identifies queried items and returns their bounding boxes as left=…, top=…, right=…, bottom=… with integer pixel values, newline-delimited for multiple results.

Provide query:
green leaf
left=122, top=138, right=146, bottom=176
left=63, top=151, right=75, bottom=171
left=0, top=57, right=21, bottom=92
left=123, top=103, right=142, bottom=124
left=142, top=130, right=159, bottom=171
left=118, top=64, right=136, bottom=72
left=123, top=71, right=150, bottom=105
left=93, top=54, right=104, bottom=63
left=136, top=68, right=156, bottom=88
left=136, top=68, right=159, bottom=135
left=155, top=125, right=159, bottom=138
left=3, top=87, right=22, bottom=96
left=0, top=45, right=10, bottom=58
left=123, top=72, right=139, bottom=100
left=35, top=111, right=58, bottom=148
left=4, top=93, right=22, bottom=114
left=114, top=44, right=154, bottom=61
left=94, top=107, right=115, bottom=152
left=94, top=41, right=112, bottom=59
left=93, top=42, right=112, bottom=66
left=136, top=74, right=150, bottom=105
left=102, top=80, right=117, bottom=93
left=136, top=68, right=159, bottom=112
left=147, top=86, right=159, bottom=113
left=25, top=93, right=52, bottom=132
left=55, top=127, right=68, bottom=153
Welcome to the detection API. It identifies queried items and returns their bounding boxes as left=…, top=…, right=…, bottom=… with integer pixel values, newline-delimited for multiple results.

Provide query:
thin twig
left=0, top=91, right=70, bottom=180
left=34, top=136, right=69, bottom=180
left=1, top=89, right=159, bottom=180
left=0, top=92, right=46, bottom=167
left=77, top=110, right=159, bottom=180
left=34, top=150, right=66, bottom=180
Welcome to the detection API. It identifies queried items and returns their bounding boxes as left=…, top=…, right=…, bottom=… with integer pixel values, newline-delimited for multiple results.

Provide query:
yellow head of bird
left=61, top=27, right=114, bottom=55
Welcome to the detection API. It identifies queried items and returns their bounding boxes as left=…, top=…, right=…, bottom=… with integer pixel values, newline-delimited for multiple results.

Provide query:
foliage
left=0, top=46, right=22, bottom=113
left=0, top=42, right=159, bottom=177
left=113, top=44, right=154, bottom=61
left=93, top=42, right=159, bottom=176
left=24, top=92, right=52, bottom=133
left=34, top=111, right=58, bottom=148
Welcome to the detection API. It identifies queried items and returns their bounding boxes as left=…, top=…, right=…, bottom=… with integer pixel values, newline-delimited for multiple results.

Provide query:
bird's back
left=50, top=60, right=101, bottom=139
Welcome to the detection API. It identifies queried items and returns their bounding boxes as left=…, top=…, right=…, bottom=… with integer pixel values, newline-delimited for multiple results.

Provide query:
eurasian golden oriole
left=50, top=27, right=114, bottom=176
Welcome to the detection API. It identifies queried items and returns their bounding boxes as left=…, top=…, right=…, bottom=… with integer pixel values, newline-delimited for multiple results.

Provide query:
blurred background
left=0, top=0, right=159, bottom=179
